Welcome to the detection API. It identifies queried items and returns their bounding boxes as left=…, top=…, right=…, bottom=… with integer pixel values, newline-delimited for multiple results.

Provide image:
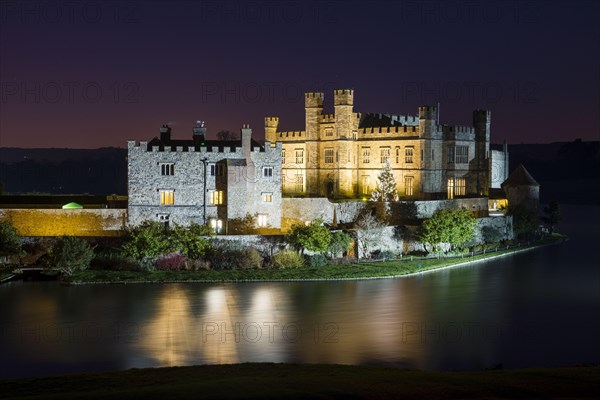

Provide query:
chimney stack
left=160, top=124, right=171, bottom=143
left=193, top=120, right=207, bottom=146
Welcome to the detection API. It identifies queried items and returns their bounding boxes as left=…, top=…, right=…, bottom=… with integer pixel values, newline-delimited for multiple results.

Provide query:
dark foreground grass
left=65, top=236, right=565, bottom=284
left=0, top=363, right=598, bottom=399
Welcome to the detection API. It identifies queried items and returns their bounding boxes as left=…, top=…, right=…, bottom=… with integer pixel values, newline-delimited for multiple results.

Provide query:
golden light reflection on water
left=136, top=281, right=431, bottom=369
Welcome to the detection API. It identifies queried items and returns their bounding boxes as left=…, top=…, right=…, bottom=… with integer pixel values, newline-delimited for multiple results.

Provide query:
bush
left=205, top=241, right=262, bottom=270
left=0, top=220, right=22, bottom=259
left=329, top=256, right=356, bottom=265
left=370, top=250, right=396, bottom=260
left=305, top=253, right=328, bottom=267
left=91, top=250, right=140, bottom=271
left=156, top=252, right=187, bottom=271
left=270, top=250, right=305, bottom=269
left=187, top=258, right=211, bottom=271
left=46, top=236, right=95, bottom=276
left=241, top=248, right=262, bottom=269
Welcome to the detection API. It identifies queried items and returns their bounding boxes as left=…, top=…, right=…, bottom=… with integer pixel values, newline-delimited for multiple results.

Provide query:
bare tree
left=216, top=130, right=239, bottom=141
left=354, top=212, right=385, bottom=258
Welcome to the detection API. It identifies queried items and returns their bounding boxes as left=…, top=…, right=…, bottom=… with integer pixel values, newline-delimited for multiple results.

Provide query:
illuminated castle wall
left=266, top=89, right=504, bottom=200
left=127, top=124, right=282, bottom=231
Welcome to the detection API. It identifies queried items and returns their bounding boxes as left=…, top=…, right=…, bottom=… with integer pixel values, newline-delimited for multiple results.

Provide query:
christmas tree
left=370, top=160, right=399, bottom=202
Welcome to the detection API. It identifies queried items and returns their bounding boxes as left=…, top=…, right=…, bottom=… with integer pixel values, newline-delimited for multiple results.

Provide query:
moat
left=1, top=205, right=598, bottom=379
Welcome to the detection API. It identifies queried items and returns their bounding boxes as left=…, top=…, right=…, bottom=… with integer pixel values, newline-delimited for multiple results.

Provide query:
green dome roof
left=62, top=202, right=83, bottom=209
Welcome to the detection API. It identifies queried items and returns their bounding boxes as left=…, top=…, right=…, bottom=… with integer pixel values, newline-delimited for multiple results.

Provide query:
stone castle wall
left=0, top=209, right=126, bottom=236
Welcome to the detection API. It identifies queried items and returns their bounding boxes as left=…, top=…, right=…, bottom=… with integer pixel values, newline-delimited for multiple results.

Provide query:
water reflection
left=0, top=205, right=598, bottom=378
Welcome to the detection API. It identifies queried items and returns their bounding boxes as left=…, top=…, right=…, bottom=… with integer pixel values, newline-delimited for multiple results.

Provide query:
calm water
left=1, top=205, right=599, bottom=379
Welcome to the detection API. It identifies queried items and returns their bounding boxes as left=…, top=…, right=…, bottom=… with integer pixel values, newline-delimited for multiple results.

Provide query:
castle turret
left=264, top=116, right=279, bottom=143
left=418, top=106, right=438, bottom=137
left=305, top=92, right=323, bottom=140
left=334, top=89, right=354, bottom=138
left=473, top=109, right=491, bottom=194
left=502, top=164, right=539, bottom=212
left=193, top=120, right=207, bottom=146
left=160, top=124, right=171, bottom=143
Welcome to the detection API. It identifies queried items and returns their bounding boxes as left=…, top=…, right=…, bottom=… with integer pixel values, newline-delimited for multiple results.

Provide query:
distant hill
left=1, top=141, right=598, bottom=204
left=0, top=147, right=127, bottom=195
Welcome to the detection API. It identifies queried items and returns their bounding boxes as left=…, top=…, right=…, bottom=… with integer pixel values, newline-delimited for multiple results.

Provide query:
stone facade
left=128, top=124, right=282, bottom=231
left=267, top=89, right=504, bottom=200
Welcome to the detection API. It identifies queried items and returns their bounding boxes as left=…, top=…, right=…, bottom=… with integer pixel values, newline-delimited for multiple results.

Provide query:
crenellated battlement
left=305, top=92, right=324, bottom=109
left=443, top=125, right=475, bottom=134
left=321, top=113, right=335, bottom=123
left=277, top=131, right=306, bottom=140
left=358, top=125, right=420, bottom=138
left=265, top=116, right=279, bottom=123
left=334, top=88, right=354, bottom=106
left=418, top=105, right=438, bottom=120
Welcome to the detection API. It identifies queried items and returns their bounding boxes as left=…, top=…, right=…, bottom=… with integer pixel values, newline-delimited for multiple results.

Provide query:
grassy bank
left=1, top=363, right=598, bottom=399
left=64, top=235, right=566, bottom=285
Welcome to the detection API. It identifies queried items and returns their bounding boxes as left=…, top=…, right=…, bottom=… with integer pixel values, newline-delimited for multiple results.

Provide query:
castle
left=127, top=122, right=282, bottom=231
left=127, top=89, right=509, bottom=232
left=266, top=89, right=507, bottom=200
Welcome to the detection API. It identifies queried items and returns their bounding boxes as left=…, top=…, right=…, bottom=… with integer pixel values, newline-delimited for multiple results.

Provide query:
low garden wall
left=0, top=209, right=127, bottom=237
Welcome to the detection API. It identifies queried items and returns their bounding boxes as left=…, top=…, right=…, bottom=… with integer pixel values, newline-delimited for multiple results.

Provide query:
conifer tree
left=370, top=160, right=399, bottom=202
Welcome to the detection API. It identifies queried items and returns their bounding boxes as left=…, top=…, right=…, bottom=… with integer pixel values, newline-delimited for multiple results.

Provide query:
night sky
left=0, top=0, right=598, bottom=148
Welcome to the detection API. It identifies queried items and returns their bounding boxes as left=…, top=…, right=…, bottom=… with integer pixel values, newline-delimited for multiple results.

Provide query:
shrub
left=122, top=221, right=172, bottom=261
left=156, top=252, right=187, bottom=271
left=329, top=256, right=356, bottom=265
left=270, top=250, right=305, bottom=269
left=171, top=223, right=212, bottom=260
left=370, top=250, right=396, bottom=260
left=46, top=236, right=95, bottom=276
left=0, top=220, right=22, bottom=259
left=327, top=231, right=352, bottom=258
left=187, top=258, right=211, bottom=271
left=241, top=248, right=262, bottom=269
left=481, top=226, right=503, bottom=244
left=91, top=250, right=140, bottom=271
left=305, top=253, right=328, bottom=267
left=287, top=219, right=332, bottom=254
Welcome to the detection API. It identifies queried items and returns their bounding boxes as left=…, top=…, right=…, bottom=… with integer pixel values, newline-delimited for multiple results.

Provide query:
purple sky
left=0, top=0, right=598, bottom=148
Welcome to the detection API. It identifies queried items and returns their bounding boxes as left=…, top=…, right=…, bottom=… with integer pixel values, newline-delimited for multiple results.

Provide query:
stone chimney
left=160, top=124, right=171, bottom=142
left=193, top=120, right=207, bottom=146
left=241, top=124, right=252, bottom=159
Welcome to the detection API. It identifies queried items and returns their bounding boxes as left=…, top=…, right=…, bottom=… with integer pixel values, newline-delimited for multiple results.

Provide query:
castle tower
left=264, top=117, right=279, bottom=143
left=501, top=164, right=539, bottom=212
left=473, top=109, right=491, bottom=194
left=418, top=106, right=438, bottom=137
left=160, top=125, right=171, bottom=143
left=305, top=92, right=324, bottom=140
left=241, top=124, right=252, bottom=159
left=334, top=89, right=354, bottom=138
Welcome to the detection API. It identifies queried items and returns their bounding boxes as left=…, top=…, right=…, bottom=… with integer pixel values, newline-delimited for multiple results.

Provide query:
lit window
left=160, top=163, right=174, bottom=176
left=210, top=218, right=223, bottom=234
left=295, top=149, right=304, bottom=164
left=405, top=176, right=414, bottom=196
left=405, top=147, right=414, bottom=164
left=160, top=190, right=174, bottom=205
left=209, top=190, right=223, bottom=205
left=263, top=167, right=273, bottom=178
left=282, top=149, right=286, bottom=164
left=325, top=148, right=334, bottom=164
left=262, top=192, right=273, bottom=203
left=362, top=147, right=370, bottom=164
left=447, top=177, right=466, bottom=199
left=257, top=214, right=268, bottom=227
left=210, top=164, right=224, bottom=177
left=380, top=147, right=390, bottom=164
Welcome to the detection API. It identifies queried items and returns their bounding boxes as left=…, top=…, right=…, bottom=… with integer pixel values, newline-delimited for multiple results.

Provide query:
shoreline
left=62, top=236, right=566, bottom=285
left=1, top=363, right=598, bottom=399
